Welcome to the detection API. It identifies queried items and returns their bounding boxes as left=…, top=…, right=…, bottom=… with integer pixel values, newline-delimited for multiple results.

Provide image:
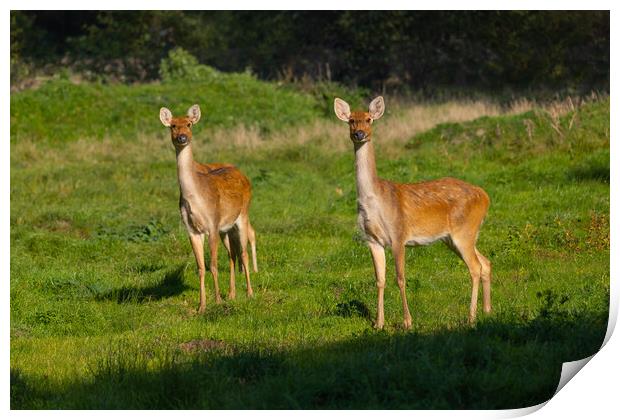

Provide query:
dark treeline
left=11, top=10, right=609, bottom=94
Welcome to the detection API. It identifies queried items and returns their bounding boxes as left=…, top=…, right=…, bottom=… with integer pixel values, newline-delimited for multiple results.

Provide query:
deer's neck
left=354, top=140, right=380, bottom=199
left=176, top=145, right=197, bottom=197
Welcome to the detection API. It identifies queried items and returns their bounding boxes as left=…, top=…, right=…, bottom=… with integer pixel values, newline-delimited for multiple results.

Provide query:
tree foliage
left=10, top=11, right=609, bottom=94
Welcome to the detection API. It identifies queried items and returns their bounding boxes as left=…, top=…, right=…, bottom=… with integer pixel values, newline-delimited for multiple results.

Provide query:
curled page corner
left=498, top=400, right=547, bottom=418
left=552, top=296, right=617, bottom=397
left=554, top=355, right=595, bottom=396
left=602, top=295, right=618, bottom=348
left=502, top=301, right=617, bottom=418
left=501, top=354, right=600, bottom=418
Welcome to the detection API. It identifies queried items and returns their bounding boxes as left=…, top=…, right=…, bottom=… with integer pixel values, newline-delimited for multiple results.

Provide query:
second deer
left=160, top=104, right=257, bottom=313
left=334, top=96, right=492, bottom=329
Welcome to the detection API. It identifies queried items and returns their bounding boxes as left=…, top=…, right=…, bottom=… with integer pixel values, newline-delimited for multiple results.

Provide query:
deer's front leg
left=220, top=232, right=236, bottom=300
left=368, top=242, right=386, bottom=329
left=393, top=244, right=412, bottom=329
left=208, top=232, right=222, bottom=304
left=188, top=232, right=207, bottom=313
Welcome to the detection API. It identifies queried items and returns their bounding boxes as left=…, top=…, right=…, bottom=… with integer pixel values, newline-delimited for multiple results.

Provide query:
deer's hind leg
left=236, top=215, right=254, bottom=297
left=448, top=232, right=483, bottom=323
left=248, top=222, right=258, bottom=273
left=475, top=248, right=492, bottom=314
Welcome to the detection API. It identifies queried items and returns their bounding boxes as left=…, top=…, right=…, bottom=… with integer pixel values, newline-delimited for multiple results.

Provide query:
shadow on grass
left=12, top=307, right=608, bottom=409
left=568, top=166, right=609, bottom=183
left=95, top=264, right=189, bottom=303
left=567, top=156, right=609, bottom=183
left=334, top=299, right=372, bottom=320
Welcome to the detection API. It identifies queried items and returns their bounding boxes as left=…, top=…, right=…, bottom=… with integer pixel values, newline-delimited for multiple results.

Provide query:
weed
left=334, top=299, right=372, bottom=319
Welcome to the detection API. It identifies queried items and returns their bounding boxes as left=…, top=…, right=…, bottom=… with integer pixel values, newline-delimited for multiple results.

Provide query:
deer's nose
left=354, top=131, right=366, bottom=141
left=177, top=134, right=188, bottom=144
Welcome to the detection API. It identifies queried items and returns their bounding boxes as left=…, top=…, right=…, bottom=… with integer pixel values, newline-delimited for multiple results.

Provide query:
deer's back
left=194, top=162, right=252, bottom=211
left=382, top=177, right=489, bottom=243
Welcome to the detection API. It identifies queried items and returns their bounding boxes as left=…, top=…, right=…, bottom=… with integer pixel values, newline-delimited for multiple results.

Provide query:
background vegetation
left=10, top=10, right=609, bottom=410
left=11, top=11, right=609, bottom=95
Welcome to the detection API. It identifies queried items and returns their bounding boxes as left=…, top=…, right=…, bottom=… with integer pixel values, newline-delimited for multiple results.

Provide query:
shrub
left=159, top=48, right=220, bottom=83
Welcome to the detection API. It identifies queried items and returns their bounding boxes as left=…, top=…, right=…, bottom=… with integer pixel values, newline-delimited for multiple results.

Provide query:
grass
left=9, top=76, right=610, bottom=409
left=10, top=73, right=322, bottom=144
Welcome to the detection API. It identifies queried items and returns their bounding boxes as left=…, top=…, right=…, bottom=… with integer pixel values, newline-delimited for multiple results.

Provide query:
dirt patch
left=33, top=214, right=89, bottom=239
left=586, top=212, right=610, bottom=251
left=179, top=339, right=227, bottom=353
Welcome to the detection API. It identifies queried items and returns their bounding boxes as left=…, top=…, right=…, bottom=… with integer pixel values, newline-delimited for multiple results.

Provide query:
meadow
left=10, top=73, right=610, bottom=409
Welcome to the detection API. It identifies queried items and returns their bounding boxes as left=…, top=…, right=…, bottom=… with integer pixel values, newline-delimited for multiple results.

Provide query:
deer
left=334, top=96, right=492, bottom=329
left=159, top=104, right=257, bottom=313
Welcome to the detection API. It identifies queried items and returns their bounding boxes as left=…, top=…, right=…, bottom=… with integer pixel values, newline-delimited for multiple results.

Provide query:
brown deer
left=159, top=104, right=257, bottom=313
left=334, top=96, right=491, bottom=329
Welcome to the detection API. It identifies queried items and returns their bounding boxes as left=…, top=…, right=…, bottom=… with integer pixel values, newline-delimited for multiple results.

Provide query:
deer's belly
left=406, top=232, right=448, bottom=246
left=219, top=214, right=241, bottom=234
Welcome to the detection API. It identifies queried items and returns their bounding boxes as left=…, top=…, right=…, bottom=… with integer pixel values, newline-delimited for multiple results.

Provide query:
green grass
left=10, top=78, right=610, bottom=409
left=10, top=74, right=330, bottom=144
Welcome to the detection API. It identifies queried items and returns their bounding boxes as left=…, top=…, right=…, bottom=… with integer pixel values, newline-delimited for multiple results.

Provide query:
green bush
left=159, top=48, right=220, bottom=83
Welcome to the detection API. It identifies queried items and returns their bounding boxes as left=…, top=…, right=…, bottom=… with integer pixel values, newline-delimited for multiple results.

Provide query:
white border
left=4, top=3, right=616, bottom=418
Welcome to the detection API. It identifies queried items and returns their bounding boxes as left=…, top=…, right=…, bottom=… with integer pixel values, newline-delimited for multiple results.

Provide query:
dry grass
left=12, top=95, right=599, bottom=166
left=203, top=99, right=513, bottom=155
left=204, top=96, right=592, bottom=156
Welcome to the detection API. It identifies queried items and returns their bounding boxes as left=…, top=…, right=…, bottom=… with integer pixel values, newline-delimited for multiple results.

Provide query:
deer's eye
left=187, top=123, right=191, bottom=128
left=348, top=119, right=354, bottom=124
left=366, top=118, right=372, bottom=123
left=171, top=124, right=176, bottom=129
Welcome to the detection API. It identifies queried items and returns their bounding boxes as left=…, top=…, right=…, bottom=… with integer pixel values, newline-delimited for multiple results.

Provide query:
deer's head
left=334, top=96, right=385, bottom=144
left=159, top=104, right=201, bottom=148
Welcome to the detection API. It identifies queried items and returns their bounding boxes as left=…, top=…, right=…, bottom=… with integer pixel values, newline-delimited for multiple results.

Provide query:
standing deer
left=159, top=104, right=257, bottom=313
left=334, top=96, right=491, bottom=329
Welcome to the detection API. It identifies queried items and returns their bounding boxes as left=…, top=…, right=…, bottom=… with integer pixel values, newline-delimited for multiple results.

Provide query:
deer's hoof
left=403, top=317, right=412, bottom=330
left=373, top=320, right=384, bottom=330
left=227, top=292, right=236, bottom=300
left=197, top=304, right=206, bottom=314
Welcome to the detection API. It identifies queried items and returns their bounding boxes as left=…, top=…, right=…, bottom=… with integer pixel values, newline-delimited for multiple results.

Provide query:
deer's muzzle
left=353, top=131, right=367, bottom=141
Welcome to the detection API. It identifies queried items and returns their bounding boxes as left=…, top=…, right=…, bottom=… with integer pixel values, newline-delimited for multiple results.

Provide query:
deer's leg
left=237, top=216, right=254, bottom=297
left=475, top=248, right=492, bottom=314
left=248, top=222, right=258, bottom=273
left=207, top=232, right=222, bottom=304
left=393, top=244, right=412, bottom=329
left=188, top=232, right=207, bottom=313
left=451, top=234, right=482, bottom=323
left=220, top=232, right=236, bottom=300
left=368, top=242, right=386, bottom=329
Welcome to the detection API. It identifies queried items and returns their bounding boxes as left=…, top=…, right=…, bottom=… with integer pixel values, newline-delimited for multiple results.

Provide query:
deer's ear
left=334, top=98, right=351, bottom=122
left=369, top=96, right=385, bottom=120
left=187, top=104, right=201, bottom=124
left=160, top=107, right=172, bottom=127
